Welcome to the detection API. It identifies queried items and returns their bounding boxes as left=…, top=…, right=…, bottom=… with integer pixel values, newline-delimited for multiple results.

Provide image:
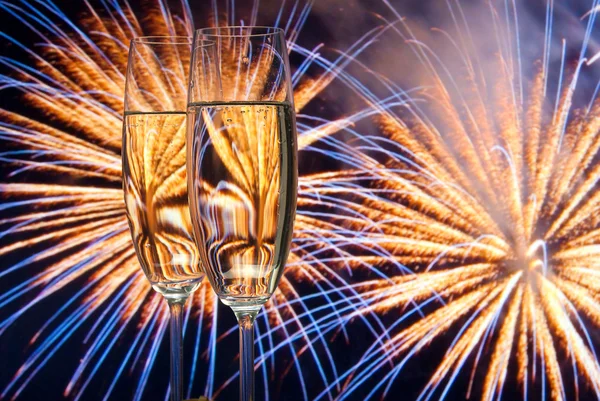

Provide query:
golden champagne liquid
left=123, top=112, right=203, bottom=297
left=187, top=102, right=298, bottom=306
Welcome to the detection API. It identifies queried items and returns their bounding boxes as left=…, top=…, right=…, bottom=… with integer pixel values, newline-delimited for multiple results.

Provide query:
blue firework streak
left=0, top=0, right=391, bottom=400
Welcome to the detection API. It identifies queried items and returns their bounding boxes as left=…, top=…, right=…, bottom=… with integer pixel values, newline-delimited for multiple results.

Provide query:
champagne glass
left=122, top=36, right=214, bottom=401
left=186, top=27, right=298, bottom=401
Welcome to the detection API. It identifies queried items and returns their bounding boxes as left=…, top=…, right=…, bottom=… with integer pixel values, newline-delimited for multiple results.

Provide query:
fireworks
left=307, top=1, right=600, bottom=400
left=0, top=1, right=382, bottom=400
left=4, top=0, right=600, bottom=400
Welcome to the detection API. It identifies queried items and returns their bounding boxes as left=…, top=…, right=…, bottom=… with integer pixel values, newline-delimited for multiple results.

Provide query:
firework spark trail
left=0, top=0, right=392, bottom=400
left=282, top=0, right=600, bottom=400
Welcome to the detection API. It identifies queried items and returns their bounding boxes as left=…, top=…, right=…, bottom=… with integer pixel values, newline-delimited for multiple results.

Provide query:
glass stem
left=234, top=308, right=259, bottom=401
left=167, top=298, right=186, bottom=401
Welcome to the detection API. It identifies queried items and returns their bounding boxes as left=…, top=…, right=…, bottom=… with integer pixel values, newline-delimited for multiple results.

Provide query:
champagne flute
left=122, top=36, right=214, bottom=401
left=186, top=27, right=298, bottom=401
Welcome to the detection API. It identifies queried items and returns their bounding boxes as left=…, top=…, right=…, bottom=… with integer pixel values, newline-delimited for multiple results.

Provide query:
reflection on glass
left=124, top=111, right=202, bottom=296
left=188, top=101, right=296, bottom=305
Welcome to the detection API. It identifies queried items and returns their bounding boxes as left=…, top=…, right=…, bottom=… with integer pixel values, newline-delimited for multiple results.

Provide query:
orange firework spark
left=0, top=1, right=386, bottom=400
left=308, top=1, right=600, bottom=400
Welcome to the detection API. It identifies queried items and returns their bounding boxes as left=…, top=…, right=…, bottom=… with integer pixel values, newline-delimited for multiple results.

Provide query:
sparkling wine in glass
left=187, top=27, right=298, bottom=401
left=122, top=36, right=214, bottom=401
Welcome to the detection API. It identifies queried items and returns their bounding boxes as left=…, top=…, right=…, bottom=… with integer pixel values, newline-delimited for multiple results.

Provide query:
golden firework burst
left=0, top=1, right=383, bottom=400
left=311, top=2, right=600, bottom=400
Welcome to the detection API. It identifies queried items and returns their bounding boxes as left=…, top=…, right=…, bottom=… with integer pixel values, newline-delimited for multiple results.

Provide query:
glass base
left=220, top=295, right=268, bottom=310
left=152, top=279, right=202, bottom=301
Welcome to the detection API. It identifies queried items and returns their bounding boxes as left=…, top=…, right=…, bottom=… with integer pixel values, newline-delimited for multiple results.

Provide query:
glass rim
left=195, top=26, right=284, bottom=38
left=131, top=36, right=192, bottom=45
